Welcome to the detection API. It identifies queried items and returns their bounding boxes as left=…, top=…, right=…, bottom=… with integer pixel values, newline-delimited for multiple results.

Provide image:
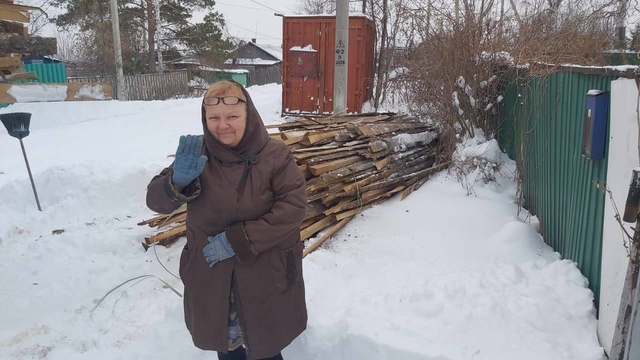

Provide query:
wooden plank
left=301, top=213, right=325, bottom=230
left=369, top=140, right=387, bottom=153
left=363, top=150, right=389, bottom=160
left=300, top=215, right=336, bottom=241
left=351, top=162, right=449, bottom=195
left=305, top=200, right=327, bottom=220
left=0, top=35, right=56, bottom=56
left=303, top=216, right=354, bottom=258
left=317, top=160, right=376, bottom=183
left=335, top=203, right=376, bottom=221
left=0, top=3, right=41, bottom=12
left=324, top=186, right=397, bottom=215
left=308, top=155, right=363, bottom=176
left=281, top=130, right=307, bottom=140
left=2, top=72, right=37, bottom=82
left=383, top=130, right=438, bottom=151
left=315, top=114, right=387, bottom=125
left=340, top=169, right=388, bottom=193
left=301, top=129, right=348, bottom=145
left=307, top=182, right=348, bottom=201
left=292, top=143, right=341, bottom=153
left=146, top=212, right=187, bottom=228
left=284, top=135, right=304, bottom=145
left=267, top=119, right=324, bottom=130
left=294, top=144, right=369, bottom=160
left=0, top=55, right=20, bottom=69
left=145, top=223, right=186, bottom=245
left=374, top=156, right=391, bottom=170
left=320, top=191, right=343, bottom=207
left=333, top=186, right=405, bottom=220
left=0, top=8, right=28, bottom=23
left=137, top=213, right=170, bottom=226
left=323, top=198, right=355, bottom=214
left=303, top=150, right=363, bottom=165
left=349, top=114, right=391, bottom=125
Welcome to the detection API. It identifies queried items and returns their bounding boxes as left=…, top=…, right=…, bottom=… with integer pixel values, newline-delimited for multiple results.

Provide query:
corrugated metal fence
left=23, top=62, right=67, bottom=83
left=68, top=70, right=189, bottom=100
left=496, top=66, right=636, bottom=309
left=196, top=69, right=249, bottom=87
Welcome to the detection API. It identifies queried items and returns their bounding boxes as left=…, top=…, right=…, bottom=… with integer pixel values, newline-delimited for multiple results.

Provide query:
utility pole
left=333, top=0, right=349, bottom=114
left=110, top=0, right=126, bottom=100
left=155, top=0, right=163, bottom=72
left=455, top=0, right=459, bottom=28
left=617, top=0, right=629, bottom=49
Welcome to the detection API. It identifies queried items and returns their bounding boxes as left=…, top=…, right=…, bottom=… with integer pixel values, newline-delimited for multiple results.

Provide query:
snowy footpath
left=0, top=84, right=604, bottom=359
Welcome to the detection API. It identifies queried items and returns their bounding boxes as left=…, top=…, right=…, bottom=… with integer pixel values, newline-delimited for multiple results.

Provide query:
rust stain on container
left=282, top=15, right=376, bottom=114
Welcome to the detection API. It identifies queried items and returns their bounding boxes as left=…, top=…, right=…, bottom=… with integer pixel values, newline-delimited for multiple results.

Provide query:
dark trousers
left=217, top=346, right=283, bottom=360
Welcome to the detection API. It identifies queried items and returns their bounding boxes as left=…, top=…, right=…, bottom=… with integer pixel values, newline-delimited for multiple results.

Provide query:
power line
left=249, top=0, right=283, bottom=13
left=216, top=1, right=273, bottom=12
left=225, top=21, right=281, bottom=40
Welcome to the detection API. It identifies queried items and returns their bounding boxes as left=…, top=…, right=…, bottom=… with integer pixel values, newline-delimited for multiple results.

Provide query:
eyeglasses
left=203, top=96, right=246, bottom=106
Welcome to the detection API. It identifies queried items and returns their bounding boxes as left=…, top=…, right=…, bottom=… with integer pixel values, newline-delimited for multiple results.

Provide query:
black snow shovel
left=1, top=112, right=42, bottom=211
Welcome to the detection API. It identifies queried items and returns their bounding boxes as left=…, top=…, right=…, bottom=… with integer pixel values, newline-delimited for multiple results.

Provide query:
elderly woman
left=146, top=80, right=308, bottom=360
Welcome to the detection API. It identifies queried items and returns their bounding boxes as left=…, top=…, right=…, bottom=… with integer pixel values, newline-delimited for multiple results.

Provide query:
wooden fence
left=68, top=70, right=189, bottom=101
left=248, top=64, right=281, bottom=86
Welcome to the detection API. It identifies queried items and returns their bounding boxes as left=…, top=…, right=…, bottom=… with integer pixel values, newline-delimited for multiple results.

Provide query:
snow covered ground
left=0, top=84, right=604, bottom=360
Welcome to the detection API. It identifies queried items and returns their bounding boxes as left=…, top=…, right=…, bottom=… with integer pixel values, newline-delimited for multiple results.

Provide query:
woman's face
left=205, top=101, right=247, bottom=148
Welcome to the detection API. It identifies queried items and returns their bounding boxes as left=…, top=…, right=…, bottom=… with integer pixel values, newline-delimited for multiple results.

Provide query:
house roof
left=168, top=56, right=201, bottom=65
left=224, top=58, right=280, bottom=66
left=198, top=66, right=249, bottom=73
left=253, top=43, right=282, bottom=61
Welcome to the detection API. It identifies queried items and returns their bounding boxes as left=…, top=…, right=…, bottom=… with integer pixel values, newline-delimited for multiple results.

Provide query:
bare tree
left=373, top=0, right=388, bottom=108
left=16, top=0, right=54, bottom=36
left=294, top=0, right=363, bottom=14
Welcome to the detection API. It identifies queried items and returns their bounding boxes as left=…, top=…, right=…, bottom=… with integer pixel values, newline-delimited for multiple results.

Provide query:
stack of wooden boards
left=138, top=113, right=446, bottom=256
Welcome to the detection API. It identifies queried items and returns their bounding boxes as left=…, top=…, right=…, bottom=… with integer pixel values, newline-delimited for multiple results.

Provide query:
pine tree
left=53, top=0, right=233, bottom=74
left=630, top=23, right=640, bottom=51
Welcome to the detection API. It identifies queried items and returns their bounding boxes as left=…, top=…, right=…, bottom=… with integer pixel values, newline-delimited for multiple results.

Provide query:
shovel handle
left=19, top=139, right=42, bottom=211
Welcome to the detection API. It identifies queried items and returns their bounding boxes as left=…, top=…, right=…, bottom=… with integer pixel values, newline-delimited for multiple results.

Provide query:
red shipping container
left=282, top=15, right=376, bottom=114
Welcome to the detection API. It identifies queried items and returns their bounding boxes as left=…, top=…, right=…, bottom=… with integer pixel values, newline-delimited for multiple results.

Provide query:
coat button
left=249, top=155, right=260, bottom=165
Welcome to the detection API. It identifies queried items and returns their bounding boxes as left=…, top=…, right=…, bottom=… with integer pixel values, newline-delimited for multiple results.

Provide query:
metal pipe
left=19, top=138, right=41, bottom=211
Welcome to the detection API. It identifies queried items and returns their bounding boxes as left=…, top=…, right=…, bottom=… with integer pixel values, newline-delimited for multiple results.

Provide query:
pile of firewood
left=138, top=113, right=446, bottom=256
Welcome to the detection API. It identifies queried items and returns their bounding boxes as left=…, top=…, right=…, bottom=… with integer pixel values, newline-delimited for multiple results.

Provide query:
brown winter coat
left=146, top=86, right=308, bottom=359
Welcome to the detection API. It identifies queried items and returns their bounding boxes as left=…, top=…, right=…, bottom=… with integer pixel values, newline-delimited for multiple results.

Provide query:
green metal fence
left=496, top=66, right=635, bottom=309
left=199, top=70, right=248, bottom=87
left=23, top=62, right=67, bottom=83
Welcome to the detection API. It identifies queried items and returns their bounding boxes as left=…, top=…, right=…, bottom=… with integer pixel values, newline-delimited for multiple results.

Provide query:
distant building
left=225, top=39, right=282, bottom=85
left=225, top=39, right=282, bottom=70
left=166, top=55, right=202, bottom=71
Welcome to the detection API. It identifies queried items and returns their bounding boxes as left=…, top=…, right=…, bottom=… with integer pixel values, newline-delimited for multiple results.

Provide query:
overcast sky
left=211, top=0, right=300, bottom=46
left=20, top=0, right=300, bottom=47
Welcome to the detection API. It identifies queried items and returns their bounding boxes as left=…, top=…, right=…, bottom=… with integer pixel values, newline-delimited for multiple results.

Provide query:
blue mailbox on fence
left=582, top=90, right=609, bottom=161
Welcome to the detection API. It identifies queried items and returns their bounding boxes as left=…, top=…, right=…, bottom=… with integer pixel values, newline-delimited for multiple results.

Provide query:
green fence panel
left=23, top=62, right=67, bottom=83
left=200, top=70, right=248, bottom=87
left=231, top=73, right=248, bottom=87
left=497, top=70, right=615, bottom=309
